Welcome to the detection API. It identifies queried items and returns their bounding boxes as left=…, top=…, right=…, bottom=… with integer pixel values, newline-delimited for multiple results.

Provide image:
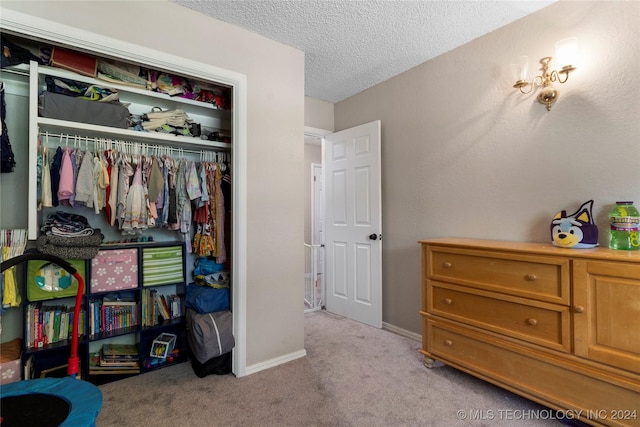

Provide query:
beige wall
left=1, top=1, right=306, bottom=366
left=305, top=96, right=334, bottom=131
left=335, top=1, right=640, bottom=334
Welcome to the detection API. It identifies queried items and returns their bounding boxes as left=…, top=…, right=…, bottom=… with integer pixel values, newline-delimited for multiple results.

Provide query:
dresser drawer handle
left=574, top=305, right=585, bottom=314
left=443, top=298, right=452, bottom=305
left=527, top=318, right=538, bottom=326
left=444, top=340, right=453, bottom=347
left=443, top=262, right=452, bottom=269
left=525, top=274, right=537, bottom=281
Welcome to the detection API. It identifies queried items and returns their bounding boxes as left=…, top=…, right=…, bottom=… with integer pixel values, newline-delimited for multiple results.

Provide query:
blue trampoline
left=1, top=253, right=102, bottom=427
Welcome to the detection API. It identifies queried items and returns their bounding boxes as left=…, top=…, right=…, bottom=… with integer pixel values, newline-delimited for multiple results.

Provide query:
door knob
left=369, top=233, right=378, bottom=240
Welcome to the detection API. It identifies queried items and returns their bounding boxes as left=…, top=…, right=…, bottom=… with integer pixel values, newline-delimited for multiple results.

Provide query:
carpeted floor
left=97, top=310, right=565, bottom=426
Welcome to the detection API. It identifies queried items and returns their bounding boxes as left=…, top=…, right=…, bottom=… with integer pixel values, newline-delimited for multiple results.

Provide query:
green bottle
left=609, top=201, right=640, bottom=250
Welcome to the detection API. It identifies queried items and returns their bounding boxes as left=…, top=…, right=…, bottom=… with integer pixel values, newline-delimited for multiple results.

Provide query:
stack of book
left=90, top=343, right=140, bottom=375
left=141, top=289, right=184, bottom=327
left=25, top=303, right=86, bottom=349
left=89, top=296, right=139, bottom=336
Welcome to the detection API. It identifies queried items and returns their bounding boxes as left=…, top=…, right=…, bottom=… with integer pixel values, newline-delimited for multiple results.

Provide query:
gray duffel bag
left=186, top=308, right=235, bottom=364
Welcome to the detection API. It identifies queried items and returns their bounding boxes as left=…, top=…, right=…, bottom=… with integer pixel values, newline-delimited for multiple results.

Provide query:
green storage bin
left=26, top=258, right=86, bottom=302
left=142, top=246, right=184, bottom=287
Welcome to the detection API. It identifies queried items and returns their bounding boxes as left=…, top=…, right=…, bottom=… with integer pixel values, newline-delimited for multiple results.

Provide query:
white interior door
left=323, top=120, right=382, bottom=328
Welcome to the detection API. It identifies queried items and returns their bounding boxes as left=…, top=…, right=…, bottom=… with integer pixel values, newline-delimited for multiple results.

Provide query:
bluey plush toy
left=550, top=200, right=599, bottom=248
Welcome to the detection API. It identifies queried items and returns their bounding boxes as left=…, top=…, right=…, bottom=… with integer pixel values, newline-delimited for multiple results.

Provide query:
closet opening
left=0, top=9, right=248, bottom=376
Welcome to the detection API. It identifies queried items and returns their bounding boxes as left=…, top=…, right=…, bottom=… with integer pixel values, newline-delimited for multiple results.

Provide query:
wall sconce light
left=512, top=37, right=578, bottom=111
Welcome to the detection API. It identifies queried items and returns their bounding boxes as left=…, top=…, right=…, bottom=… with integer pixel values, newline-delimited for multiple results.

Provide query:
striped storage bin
left=142, top=245, right=185, bottom=287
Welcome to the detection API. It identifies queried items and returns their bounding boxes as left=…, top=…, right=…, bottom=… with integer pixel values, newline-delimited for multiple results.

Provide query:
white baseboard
left=244, top=349, right=307, bottom=376
left=382, top=322, right=421, bottom=342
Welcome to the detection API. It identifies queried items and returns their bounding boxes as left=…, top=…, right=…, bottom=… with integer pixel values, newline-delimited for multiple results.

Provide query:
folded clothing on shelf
left=38, top=212, right=103, bottom=259
left=36, top=231, right=104, bottom=259
left=41, top=211, right=93, bottom=235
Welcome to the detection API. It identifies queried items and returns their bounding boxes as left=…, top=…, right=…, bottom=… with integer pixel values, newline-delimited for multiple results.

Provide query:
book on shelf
left=58, top=311, right=67, bottom=342
left=90, top=352, right=140, bottom=373
left=101, top=343, right=139, bottom=361
left=52, top=308, right=62, bottom=343
left=168, top=294, right=182, bottom=318
left=90, top=296, right=139, bottom=335
left=50, top=46, right=98, bottom=77
left=99, top=358, right=139, bottom=367
left=96, top=59, right=152, bottom=89
left=96, top=72, right=150, bottom=90
left=102, top=297, right=137, bottom=305
left=142, top=288, right=160, bottom=327
left=141, top=289, right=183, bottom=326
left=99, top=350, right=139, bottom=368
left=153, top=290, right=171, bottom=321
left=26, top=303, right=85, bottom=348
left=160, top=295, right=171, bottom=319
left=91, top=366, right=140, bottom=374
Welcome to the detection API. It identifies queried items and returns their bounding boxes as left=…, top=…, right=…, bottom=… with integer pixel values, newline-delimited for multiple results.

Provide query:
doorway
left=303, top=121, right=382, bottom=329
left=304, top=130, right=329, bottom=313
left=305, top=163, right=324, bottom=312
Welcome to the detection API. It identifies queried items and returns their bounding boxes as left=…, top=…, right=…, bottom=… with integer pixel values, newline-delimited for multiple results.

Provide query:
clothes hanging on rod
left=36, top=131, right=229, bottom=257
left=1, top=81, right=17, bottom=173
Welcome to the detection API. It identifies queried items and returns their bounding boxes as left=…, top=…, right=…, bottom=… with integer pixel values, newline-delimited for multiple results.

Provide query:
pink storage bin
left=0, top=358, right=21, bottom=385
left=0, top=338, right=22, bottom=385
left=90, top=248, right=139, bottom=293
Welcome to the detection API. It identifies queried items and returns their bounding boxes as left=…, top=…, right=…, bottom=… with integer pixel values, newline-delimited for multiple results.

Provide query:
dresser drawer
left=425, top=319, right=640, bottom=427
left=428, top=282, right=571, bottom=352
left=426, top=246, right=570, bottom=304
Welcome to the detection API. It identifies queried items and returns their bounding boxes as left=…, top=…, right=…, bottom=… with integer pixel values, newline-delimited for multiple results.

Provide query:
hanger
left=44, top=131, right=50, bottom=159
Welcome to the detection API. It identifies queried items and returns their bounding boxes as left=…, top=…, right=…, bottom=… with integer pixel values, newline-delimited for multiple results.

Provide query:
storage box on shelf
left=420, top=238, right=640, bottom=427
left=0, top=339, right=23, bottom=385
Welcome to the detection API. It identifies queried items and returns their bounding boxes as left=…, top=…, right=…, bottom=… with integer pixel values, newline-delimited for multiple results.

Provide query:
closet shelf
left=36, top=63, right=232, bottom=119
left=37, top=117, right=231, bottom=150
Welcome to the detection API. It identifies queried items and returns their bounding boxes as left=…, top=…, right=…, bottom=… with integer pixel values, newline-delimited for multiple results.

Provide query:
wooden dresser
left=420, top=238, right=640, bottom=427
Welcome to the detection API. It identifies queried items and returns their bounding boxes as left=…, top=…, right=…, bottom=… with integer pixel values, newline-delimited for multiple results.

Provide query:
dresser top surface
left=419, top=238, right=640, bottom=263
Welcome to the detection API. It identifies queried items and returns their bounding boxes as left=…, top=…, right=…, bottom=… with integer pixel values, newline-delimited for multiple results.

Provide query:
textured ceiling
left=174, top=0, right=556, bottom=103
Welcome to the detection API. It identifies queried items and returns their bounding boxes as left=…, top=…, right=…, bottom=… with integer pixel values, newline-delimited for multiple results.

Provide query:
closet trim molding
left=1, top=8, right=248, bottom=377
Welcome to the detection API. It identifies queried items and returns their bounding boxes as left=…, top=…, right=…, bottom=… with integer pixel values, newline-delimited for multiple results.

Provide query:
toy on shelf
left=150, top=333, right=176, bottom=359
